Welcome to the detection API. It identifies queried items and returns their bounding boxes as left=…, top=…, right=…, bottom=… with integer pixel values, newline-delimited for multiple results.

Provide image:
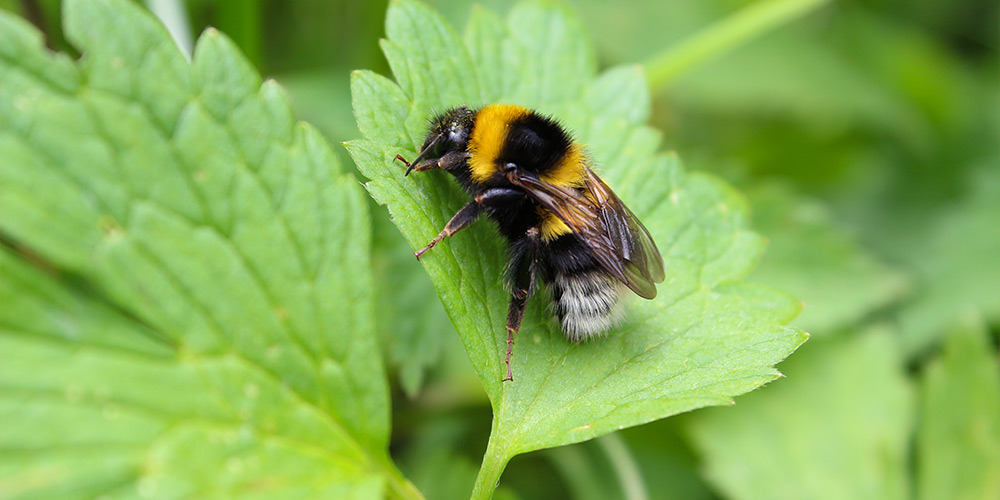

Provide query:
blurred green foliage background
left=3, top=0, right=996, bottom=498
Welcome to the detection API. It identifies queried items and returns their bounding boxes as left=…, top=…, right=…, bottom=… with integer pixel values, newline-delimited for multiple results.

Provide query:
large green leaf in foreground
left=0, top=1, right=414, bottom=498
left=346, top=0, right=807, bottom=492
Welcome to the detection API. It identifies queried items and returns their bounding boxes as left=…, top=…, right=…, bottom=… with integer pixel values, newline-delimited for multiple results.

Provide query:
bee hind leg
left=504, top=227, right=540, bottom=382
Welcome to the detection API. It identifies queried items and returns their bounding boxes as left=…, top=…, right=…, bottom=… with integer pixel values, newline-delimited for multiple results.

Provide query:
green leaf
left=347, top=0, right=805, bottom=496
left=917, top=314, right=1000, bottom=500
left=0, top=1, right=417, bottom=498
left=688, top=330, right=914, bottom=500
left=371, top=213, right=459, bottom=397
left=897, top=166, right=1000, bottom=355
left=747, top=182, right=908, bottom=334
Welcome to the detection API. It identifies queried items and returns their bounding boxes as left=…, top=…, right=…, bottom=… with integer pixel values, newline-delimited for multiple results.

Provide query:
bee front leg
left=408, top=151, right=471, bottom=175
left=504, top=227, right=541, bottom=382
left=415, top=201, right=481, bottom=260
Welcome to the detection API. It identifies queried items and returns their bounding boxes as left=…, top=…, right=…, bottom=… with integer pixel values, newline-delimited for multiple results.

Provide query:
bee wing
left=510, top=167, right=665, bottom=299
left=583, top=167, right=666, bottom=296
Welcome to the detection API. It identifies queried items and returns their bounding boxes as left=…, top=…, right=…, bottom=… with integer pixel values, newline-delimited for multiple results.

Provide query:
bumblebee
left=396, top=104, right=665, bottom=381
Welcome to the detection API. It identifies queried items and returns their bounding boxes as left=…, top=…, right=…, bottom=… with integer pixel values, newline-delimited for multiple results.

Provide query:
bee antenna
left=404, top=132, right=444, bottom=176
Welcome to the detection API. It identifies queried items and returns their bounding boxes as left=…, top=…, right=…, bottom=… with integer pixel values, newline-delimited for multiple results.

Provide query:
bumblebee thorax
left=467, top=104, right=586, bottom=187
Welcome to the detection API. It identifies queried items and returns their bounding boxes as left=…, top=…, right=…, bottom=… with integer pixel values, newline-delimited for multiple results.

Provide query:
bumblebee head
left=406, top=106, right=476, bottom=175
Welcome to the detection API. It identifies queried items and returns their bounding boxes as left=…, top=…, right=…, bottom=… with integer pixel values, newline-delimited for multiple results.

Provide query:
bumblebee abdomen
left=550, top=271, right=627, bottom=341
left=542, top=234, right=627, bottom=341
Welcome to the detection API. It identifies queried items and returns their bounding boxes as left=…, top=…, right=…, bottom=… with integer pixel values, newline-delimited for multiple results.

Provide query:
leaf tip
left=259, top=78, right=285, bottom=98
left=621, top=63, right=646, bottom=80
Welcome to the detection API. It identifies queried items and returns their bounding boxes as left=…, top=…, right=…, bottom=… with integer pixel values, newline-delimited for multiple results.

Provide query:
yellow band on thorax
left=468, top=104, right=530, bottom=183
left=539, top=142, right=586, bottom=187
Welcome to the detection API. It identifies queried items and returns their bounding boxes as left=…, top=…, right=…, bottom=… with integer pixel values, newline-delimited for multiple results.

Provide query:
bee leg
left=417, top=188, right=526, bottom=259
left=410, top=151, right=471, bottom=174
left=504, top=227, right=540, bottom=382
left=415, top=201, right=481, bottom=260
left=436, top=151, right=471, bottom=172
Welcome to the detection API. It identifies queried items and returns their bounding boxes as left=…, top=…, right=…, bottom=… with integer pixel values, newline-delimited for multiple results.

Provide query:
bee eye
left=447, top=127, right=469, bottom=147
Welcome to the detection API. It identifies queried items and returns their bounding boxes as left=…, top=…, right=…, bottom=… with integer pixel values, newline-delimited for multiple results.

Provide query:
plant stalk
left=643, top=0, right=830, bottom=91
left=470, top=421, right=511, bottom=500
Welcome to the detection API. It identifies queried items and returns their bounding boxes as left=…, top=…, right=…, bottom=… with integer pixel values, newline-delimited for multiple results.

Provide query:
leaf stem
left=470, top=420, right=512, bottom=500
left=597, top=434, right=648, bottom=500
left=643, top=0, right=830, bottom=92
left=381, top=454, right=425, bottom=500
